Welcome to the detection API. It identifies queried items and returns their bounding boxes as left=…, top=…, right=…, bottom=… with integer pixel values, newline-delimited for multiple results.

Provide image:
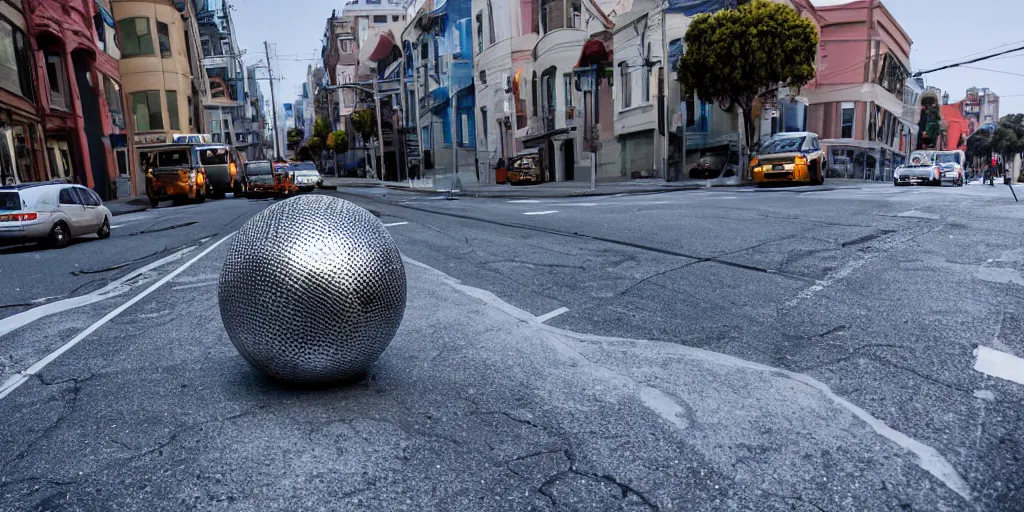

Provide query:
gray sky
left=884, top=0, right=1024, bottom=115
left=228, top=0, right=1024, bottom=118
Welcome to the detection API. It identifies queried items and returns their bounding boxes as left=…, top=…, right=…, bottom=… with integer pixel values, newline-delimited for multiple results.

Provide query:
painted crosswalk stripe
left=536, top=307, right=569, bottom=323
left=973, top=346, right=1024, bottom=385
left=523, top=211, right=558, bottom=215
left=383, top=222, right=408, bottom=227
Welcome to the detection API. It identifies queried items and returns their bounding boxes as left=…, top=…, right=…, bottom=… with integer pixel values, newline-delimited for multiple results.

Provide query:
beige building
left=111, top=0, right=208, bottom=152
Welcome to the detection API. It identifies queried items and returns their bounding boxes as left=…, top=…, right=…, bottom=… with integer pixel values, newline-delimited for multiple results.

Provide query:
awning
left=576, top=39, right=611, bottom=68
left=522, top=127, right=575, bottom=148
left=368, top=30, right=398, bottom=62
left=666, top=0, right=735, bottom=14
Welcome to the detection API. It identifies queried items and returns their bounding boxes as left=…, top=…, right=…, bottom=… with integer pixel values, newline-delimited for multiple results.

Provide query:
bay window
left=118, top=17, right=154, bottom=56
left=0, top=21, right=34, bottom=100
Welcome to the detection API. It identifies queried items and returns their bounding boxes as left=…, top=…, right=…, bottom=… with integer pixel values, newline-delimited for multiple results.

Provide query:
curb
left=109, top=204, right=149, bottom=216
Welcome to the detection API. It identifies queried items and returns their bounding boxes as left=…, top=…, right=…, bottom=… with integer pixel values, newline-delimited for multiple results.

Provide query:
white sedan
left=0, top=182, right=112, bottom=248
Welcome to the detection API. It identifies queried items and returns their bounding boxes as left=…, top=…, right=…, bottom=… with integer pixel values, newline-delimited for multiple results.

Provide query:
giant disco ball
left=218, top=194, right=406, bottom=384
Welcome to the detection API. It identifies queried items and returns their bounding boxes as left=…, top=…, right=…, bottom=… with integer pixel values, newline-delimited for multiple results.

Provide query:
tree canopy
left=676, top=0, right=818, bottom=149
left=313, top=118, right=332, bottom=142
left=327, top=130, right=349, bottom=155
left=351, top=109, right=378, bottom=143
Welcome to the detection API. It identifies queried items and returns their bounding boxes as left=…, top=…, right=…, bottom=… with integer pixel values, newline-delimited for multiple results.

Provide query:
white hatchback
left=0, top=182, right=112, bottom=248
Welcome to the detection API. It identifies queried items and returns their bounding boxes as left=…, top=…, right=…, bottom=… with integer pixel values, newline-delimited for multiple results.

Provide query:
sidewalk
left=104, top=195, right=150, bottom=216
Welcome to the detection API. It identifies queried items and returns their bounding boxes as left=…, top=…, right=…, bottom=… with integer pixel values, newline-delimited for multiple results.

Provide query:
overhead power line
left=914, top=44, right=1024, bottom=77
left=960, top=65, right=1024, bottom=78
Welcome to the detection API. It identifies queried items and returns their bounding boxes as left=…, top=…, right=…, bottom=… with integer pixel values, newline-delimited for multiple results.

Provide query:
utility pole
left=372, top=70, right=384, bottom=181
left=264, top=41, right=281, bottom=160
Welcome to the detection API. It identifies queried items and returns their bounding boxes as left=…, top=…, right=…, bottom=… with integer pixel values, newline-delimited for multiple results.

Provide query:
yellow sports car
left=751, top=132, right=826, bottom=186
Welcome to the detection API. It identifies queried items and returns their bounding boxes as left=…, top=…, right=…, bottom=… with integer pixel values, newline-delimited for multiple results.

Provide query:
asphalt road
left=0, top=182, right=1022, bottom=511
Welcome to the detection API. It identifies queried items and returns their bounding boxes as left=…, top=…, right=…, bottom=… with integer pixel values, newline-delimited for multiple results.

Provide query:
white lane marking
left=785, top=257, right=869, bottom=307
left=973, top=346, right=1024, bottom=385
left=401, top=255, right=973, bottom=501
left=640, top=387, right=689, bottom=430
left=110, top=225, right=124, bottom=229
left=536, top=307, right=569, bottom=323
left=523, top=211, right=558, bottom=216
left=507, top=199, right=541, bottom=203
left=0, top=233, right=236, bottom=401
left=0, top=246, right=198, bottom=339
left=170, top=281, right=217, bottom=291
left=546, top=203, right=598, bottom=207
left=383, top=222, right=409, bottom=227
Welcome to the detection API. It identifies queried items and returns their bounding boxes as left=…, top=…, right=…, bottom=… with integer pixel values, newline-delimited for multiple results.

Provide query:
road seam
left=0, top=232, right=236, bottom=401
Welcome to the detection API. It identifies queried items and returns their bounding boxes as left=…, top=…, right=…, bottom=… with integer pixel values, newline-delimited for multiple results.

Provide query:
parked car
left=288, top=161, right=323, bottom=193
left=940, top=162, right=965, bottom=186
left=688, top=154, right=738, bottom=180
left=0, top=182, right=111, bottom=248
left=140, top=144, right=208, bottom=207
left=195, top=144, right=241, bottom=198
left=894, top=160, right=942, bottom=186
left=242, top=161, right=297, bottom=197
left=750, top=132, right=826, bottom=186
left=508, top=149, right=543, bottom=185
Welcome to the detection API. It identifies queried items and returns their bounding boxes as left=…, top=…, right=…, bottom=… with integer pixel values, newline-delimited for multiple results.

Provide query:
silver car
left=288, top=161, right=322, bottom=193
left=0, top=182, right=112, bottom=248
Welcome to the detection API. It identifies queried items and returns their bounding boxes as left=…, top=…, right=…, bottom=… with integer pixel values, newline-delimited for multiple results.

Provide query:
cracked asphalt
left=0, top=182, right=1022, bottom=511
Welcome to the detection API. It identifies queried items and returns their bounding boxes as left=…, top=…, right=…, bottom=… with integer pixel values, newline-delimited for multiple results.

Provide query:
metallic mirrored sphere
left=218, top=195, right=406, bottom=384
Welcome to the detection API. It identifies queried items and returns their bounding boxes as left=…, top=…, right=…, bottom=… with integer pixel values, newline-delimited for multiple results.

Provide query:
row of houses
left=310, top=0, right=933, bottom=187
left=0, top=0, right=270, bottom=199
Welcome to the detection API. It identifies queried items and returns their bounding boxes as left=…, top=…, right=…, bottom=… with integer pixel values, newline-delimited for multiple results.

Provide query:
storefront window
left=131, top=90, right=163, bottom=131
left=118, top=17, right=155, bottom=56
left=0, top=22, right=34, bottom=100
left=104, top=77, right=126, bottom=130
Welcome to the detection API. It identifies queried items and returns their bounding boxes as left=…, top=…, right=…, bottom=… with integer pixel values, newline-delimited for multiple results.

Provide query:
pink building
left=803, top=0, right=914, bottom=181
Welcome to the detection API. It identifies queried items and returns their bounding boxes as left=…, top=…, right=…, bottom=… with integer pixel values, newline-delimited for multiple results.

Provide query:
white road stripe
left=523, top=211, right=558, bottom=215
left=536, top=307, right=569, bottom=323
left=170, top=281, right=217, bottom=291
left=0, top=232, right=236, bottom=401
left=0, top=246, right=199, bottom=339
left=110, top=225, right=124, bottom=229
left=507, top=199, right=541, bottom=203
left=973, top=346, right=1024, bottom=385
left=383, top=221, right=409, bottom=227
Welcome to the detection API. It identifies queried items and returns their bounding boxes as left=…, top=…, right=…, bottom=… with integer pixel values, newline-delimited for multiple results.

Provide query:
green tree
left=327, top=130, right=348, bottom=155
left=313, top=118, right=332, bottom=142
left=676, top=0, right=818, bottom=151
left=966, top=129, right=991, bottom=168
left=286, top=128, right=304, bottom=147
left=351, top=109, right=377, bottom=143
left=295, top=145, right=314, bottom=162
left=989, top=126, right=1022, bottom=171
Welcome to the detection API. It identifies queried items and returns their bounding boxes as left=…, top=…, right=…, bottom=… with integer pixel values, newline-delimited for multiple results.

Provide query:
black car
left=688, top=154, right=737, bottom=180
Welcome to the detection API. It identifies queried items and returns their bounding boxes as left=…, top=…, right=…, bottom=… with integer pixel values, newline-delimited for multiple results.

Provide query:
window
left=104, top=77, right=126, bottom=130
left=77, top=187, right=101, bottom=206
left=0, top=22, right=34, bottom=99
left=46, top=55, right=68, bottom=111
left=479, top=70, right=487, bottom=84
left=487, top=1, right=496, bottom=44
left=520, top=0, right=538, bottom=35
left=201, top=37, right=212, bottom=57
left=569, top=0, right=581, bottom=28
left=841, top=102, right=855, bottom=139
left=540, top=0, right=565, bottom=33
left=392, top=15, right=399, bottom=22
left=220, top=39, right=231, bottom=56
left=131, top=90, right=163, bottom=131
left=59, top=188, right=77, bottom=205
left=373, top=15, right=387, bottom=24
left=118, top=17, right=154, bottom=56
left=476, top=12, right=483, bottom=53
left=531, top=71, right=538, bottom=116
left=157, top=22, right=171, bottom=58
left=563, top=73, right=573, bottom=108
left=365, top=0, right=380, bottom=3
left=480, top=108, right=488, bottom=147
left=166, top=91, right=180, bottom=130
left=620, top=63, right=631, bottom=109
